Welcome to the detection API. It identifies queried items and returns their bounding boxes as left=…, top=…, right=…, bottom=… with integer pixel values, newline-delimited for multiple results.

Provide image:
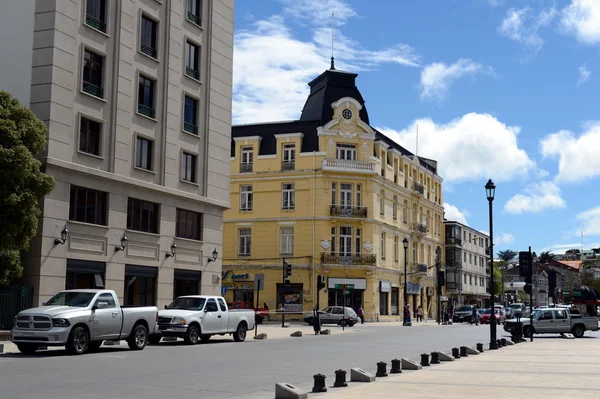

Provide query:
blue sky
left=231, top=0, right=600, bottom=256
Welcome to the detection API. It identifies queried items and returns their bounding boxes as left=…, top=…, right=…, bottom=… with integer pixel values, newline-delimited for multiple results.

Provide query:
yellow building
left=222, top=66, right=446, bottom=322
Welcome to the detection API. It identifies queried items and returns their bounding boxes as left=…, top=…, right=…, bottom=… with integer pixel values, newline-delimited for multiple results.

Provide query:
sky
left=231, top=0, right=600, bottom=256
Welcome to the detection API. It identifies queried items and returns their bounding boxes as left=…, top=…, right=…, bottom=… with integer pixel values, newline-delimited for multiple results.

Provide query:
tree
left=538, top=251, right=556, bottom=264
left=0, top=91, right=55, bottom=284
left=491, top=262, right=504, bottom=301
left=497, top=250, right=517, bottom=262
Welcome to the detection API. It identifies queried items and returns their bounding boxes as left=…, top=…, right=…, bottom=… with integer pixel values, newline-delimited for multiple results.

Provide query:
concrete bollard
left=452, top=347, right=460, bottom=359
left=390, top=358, right=402, bottom=373
left=254, top=333, right=267, bottom=340
left=333, top=369, right=348, bottom=388
left=420, top=353, right=430, bottom=367
left=460, top=346, right=468, bottom=357
left=290, top=331, right=303, bottom=337
left=476, top=343, right=484, bottom=353
left=312, top=374, right=327, bottom=393
left=376, top=361, right=388, bottom=377
left=275, top=383, right=307, bottom=399
left=430, top=351, right=440, bottom=364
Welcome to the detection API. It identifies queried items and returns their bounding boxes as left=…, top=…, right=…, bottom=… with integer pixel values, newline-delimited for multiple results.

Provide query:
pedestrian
left=471, top=306, right=479, bottom=326
left=417, top=306, right=423, bottom=322
left=357, top=305, right=365, bottom=324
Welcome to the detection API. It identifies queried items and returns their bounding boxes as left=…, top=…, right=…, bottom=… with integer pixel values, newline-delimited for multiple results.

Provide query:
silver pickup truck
left=11, top=289, right=158, bottom=355
left=504, top=307, right=599, bottom=338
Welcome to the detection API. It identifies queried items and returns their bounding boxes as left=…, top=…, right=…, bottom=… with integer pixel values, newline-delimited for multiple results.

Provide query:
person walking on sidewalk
left=357, top=306, right=365, bottom=324
left=471, top=306, right=479, bottom=325
left=416, top=306, right=423, bottom=322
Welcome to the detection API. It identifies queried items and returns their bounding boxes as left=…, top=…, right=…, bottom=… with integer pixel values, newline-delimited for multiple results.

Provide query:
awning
left=572, top=285, right=600, bottom=305
left=440, top=296, right=449, bottom=302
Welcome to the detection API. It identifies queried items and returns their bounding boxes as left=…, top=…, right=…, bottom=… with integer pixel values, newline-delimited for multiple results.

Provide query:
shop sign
left=380, top=281, right=392, bottom=293
left=221, top=271, right=252, bottom=280
left=407, top=283, right=420, bottom=295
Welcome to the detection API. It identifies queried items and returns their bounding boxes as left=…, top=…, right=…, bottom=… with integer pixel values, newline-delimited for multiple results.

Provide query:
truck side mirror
left=93, top=302, right=108, bottom=310
left=164, top=305, right=168, bottom=309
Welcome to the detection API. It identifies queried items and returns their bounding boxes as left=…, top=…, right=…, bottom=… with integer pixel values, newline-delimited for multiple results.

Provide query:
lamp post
left=486, top=179, right=498, bottom=350
left=402, top=237, right=411, bottom=326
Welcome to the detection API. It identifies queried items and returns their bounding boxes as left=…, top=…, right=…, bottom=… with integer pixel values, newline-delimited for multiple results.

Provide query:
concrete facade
left=1, top=0, right=233, bottom=308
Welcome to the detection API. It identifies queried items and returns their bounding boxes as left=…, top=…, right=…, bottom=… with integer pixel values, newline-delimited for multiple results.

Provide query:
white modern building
left=444, top=220, right=490, bottom=307
left=0, top=0, right=233, bottom=308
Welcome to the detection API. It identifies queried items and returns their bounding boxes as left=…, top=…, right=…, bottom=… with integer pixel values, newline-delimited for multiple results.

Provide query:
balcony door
left=340, top=184, right=352, bottom=216
left=336, top=144, right=356, bottom=160
left=339, top=227, right=352, bottom=263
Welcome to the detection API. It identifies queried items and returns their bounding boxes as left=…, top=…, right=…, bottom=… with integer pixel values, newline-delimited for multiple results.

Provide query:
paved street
left=0, top=322, right=493, bottom=399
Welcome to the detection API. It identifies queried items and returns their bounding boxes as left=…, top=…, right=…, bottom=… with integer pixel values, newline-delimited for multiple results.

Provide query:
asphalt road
left=0, top=322, right=501, bottom=399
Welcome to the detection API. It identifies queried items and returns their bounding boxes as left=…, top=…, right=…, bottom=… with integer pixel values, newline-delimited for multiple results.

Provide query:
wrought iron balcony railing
left=184, top=122, right=198, bottom=134
left=85, top=14, right=107, bottom=33
left=412, top=222, right=428, bottom=234
left=82, top=82, right=104, bottom=99
left=187, top=11, right=202, bottom=26
left=321, top=252, right=376, bottom=266
left=137, top=103, right=155, bottom=119
left=240, top=163, right=253, bottom=173
left=140, top=43, right=158, bottom=59
left=329, top=205, right=367, bottom=218
left=186, top=67, right=200, bottom=81
left=412, top=182, right=425, bottom=195
left=281, top=161, right=295, bottom=171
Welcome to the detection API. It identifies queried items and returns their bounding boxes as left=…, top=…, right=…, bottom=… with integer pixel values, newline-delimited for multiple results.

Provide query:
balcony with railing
left=322, top=159, right=377, bottom=174
left=137, top=103, right=155, bottom=119
left=85, top=14, right=107, bottom=33
left=140, top=43, right=158, bottom=59
left=281, top=161, right=295, bottom=171
left=187, top=11, right=202, bottom=26
left=412, top=222, right=428, bottom=235
left=446, top=236, right=462, bottom=246
left=184, top=122, right=198, bottom=135
left=186, top=66, right=200, bottom=81
left=329, top=205, right=367, bottom=218
left=82, top=81, right=104, bottom=99
left=321, top=252, right=376, bottom=266
left=413, top=262, right=429, bottom=274
left=240, top=163, right=253, bottom=173
left=412, top=182, right=425, bottom=195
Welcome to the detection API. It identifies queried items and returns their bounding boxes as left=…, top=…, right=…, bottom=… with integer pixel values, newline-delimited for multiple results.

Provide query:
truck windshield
left=457, top=306, right=472, bottom=312
left=45, top=292, right=96, bottom=307
left=167, top=297, right=206, bottom=310
left=531, top=309, right=542, bottom=319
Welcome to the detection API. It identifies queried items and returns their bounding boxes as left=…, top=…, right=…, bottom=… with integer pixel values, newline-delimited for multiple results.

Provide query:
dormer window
left=282, top=143, right=295, bottom=171
left=241, top=147, right=253, bottom=173
left=336, top=144, right=356, bottom=160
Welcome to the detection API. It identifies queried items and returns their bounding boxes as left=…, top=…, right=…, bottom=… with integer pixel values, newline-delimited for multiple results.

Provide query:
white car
left=150, top=295, right=255, bottom=344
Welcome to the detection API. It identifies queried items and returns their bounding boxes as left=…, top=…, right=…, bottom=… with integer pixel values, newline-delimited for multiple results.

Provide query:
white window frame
left=282, top=183, right=295, bottom=210
left=280, top=227, right=294, bottom=256
left=238, top=228, right=251, bottom=256
left=394, top=236, right=399, bottom=262
left=381, top=232, right=386, bottom=260
left=339, top=226, right=352, bottom=256
left=393, top=195, right=397, bottom=219
left=380, top=190, right=384, bottom=216
left=240, top=147, right=253, bottom=172
left=356, top=184, right=361, bottom=207
left=240, top=185, right=253, bottom=211
left=283, top=143, right=295, bottom=162
left=336, top=144, right=356, bottom=160
left=340, top=183, right=352, bottom=208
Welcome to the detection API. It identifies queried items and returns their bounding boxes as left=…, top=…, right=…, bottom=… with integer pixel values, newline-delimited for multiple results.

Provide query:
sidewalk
left=319, top=334, right=600, bottom=399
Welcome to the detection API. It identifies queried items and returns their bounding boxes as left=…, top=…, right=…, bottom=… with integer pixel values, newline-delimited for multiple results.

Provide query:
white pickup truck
left=150, top=295, right=255, bottom=344
left=504, top=307, right=599, bottom=338
left=11, top=289, right=158, bottom=355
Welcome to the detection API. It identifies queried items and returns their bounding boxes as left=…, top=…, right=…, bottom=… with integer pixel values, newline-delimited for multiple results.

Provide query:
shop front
left=65, top=259, right=105, bottom=290
left=124, top=265, right=157, bottom=306
left=173, top=269, right=201, bottom=298
left=222, top=270, right=255, bottom=305
left=379, top=281, right=392, bottom=316
left=327, top=277, right=366, bottom=312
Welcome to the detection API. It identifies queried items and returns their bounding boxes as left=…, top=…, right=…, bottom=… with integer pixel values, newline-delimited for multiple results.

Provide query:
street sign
left=335, top=284, right=354, bottom=289
left=254, top=273, right=264, bottom=291
left=221, top=286, right=227, bottom=295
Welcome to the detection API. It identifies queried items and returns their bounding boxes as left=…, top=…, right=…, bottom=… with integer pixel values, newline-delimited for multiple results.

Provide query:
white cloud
left=577, top=63, right=591, bottom=86
left=377, top=113, right=535, bottom=183
left=577, top=206, right=600, bottom=236
left=538, top=242, right=600, bottom=254
left=420, top=59, right=492, bottom=101
left=498, top=7, right=557, bottom=55
left=540, top=122, right=600, bottom=183
left=487, top=0, right=503, bottom=7
left=504, top=181, right=566, bottom=214
left=561, top=0, right=600, bottom=45
left=443, top=203, right=469, bottom=225
left=496, top=233, right=515, bottom=245
left=232, top=4, right=420, bottom=124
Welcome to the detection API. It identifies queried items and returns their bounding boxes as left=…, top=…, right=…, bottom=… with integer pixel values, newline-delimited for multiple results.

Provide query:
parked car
left=151, top=295, right=255, bottom=344
left=11, top=289, right=158, bottom=355
left=304, top=306, right=359, bottom=327
left=508, top=303, right=525, bottom=317
left=504, top=308, right=515, bottom=319
left=228, top=301, right=269, bottom=324
left=504, top=307, right=599, bottom=338
left=480, top=308, right=506, bottom=324
left=453, top=305, right=475, bottom=323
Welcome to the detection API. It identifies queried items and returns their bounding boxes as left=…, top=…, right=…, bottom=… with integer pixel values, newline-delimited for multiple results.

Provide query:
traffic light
left=283, top=261, right=292, bottom=279
left=317, top=275, right=325, bottom=291
left=437, top=270, right=445, bottom=288
left=548, top=270, right=557, bottom=297
left=519, top=251, right=532, bottom=277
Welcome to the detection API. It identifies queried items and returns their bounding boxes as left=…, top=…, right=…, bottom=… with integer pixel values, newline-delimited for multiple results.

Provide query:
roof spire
left=330, top=11, right=335, bottom=70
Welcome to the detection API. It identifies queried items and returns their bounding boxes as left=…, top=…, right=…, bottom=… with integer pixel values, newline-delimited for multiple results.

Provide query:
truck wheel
left=66, top=326, right=89, bottom=355
left=148, top=335, right=162, bottom=345
left=88, top=341, right=103, bottom=352
left=200, top=334, right=211, bottom=342
left=339, top=320, right=347, bottom=327
left=233, top=322, right=247, bottom=342
left=523, top=326, right=533, bottom=338
left=572, top=325, right=585, bottom=338
left=17, top=344, right=39, bottom=355
left=184, top=325, right=200, bottom=345
left=127, top=324, right=148, bottom=350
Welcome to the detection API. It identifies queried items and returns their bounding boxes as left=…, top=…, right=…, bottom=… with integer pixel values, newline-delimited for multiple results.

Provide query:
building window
left=403, top=200, right=408, bottom=223
left=240, top=185, right=253, bottom=211
left=186, top=0, right=202, bottom=26
left=127, top=198, right=159, bottom=234
left=380, top=190, right=384, bottom=216
left=79, top=117, right=101, bottom=156
left=140, top=15, right=158, bottom=59
left=469, top=254, right=472, bottom=264
left=379, top=292, right=389, bottom=316
left=339, top=227, right=352, bottom=256
left=469, top=275, right=473, bottom=285
left=137, top=75, right=156, bottom=118
left=282, top=183, right=295, bottom=210
left=336, top=144, right=356, bottom=160
left=238, top=228, right=251, bottom=256
left=185, top=40, right=200, bottom=80
left=331, top=183, right=337, bottom=205
left=355, top=228, right=361, bottom=255
left=391, top=288, right=399, bottom=315
left=124, top=265, right=157, bottom=306
left=280, top=227, right=294, bottom=256
left=174, top=269, right=201, bottom=298
left=356, top=184, right=361, bottom=207
left=135, top=136, right=153, bottom=171
left=82, top=49, right=104, bottom=98
left=394, top=236, right=399, bottom=262
left=183, top=95, right=198, bottom=134
left=480, top=277, right=484, bottom=286
left=69, top=186, right=108, bottom=225
left=392, top=195, right=397, bottom=219
left=340, top=183, right=352, bottom=208
left=282, top=143, right=295, bottom=171
left=85, top=0, right=107, bottom=33
left=331, top=227, right=336, bottom=253
left=464, top=252, right=467, bottom=262
left=176, top=208, right=202, bottom=240
left=464, top=274, right=467, bottom=284
left=240, top=147, right=253, bottom=173
left=181, top=152, right=197, bottom=183
left=380, top=232, right=386, bottom=260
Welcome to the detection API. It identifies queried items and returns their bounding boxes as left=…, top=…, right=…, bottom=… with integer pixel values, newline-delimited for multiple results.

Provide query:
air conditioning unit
left=426, top=287, right=434, bottom=296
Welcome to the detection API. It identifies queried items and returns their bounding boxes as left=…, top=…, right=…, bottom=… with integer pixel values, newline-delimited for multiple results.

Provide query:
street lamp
left=54, top=226, right=69, bottom=246
left=115, top=234, right=128, bottom=252
left=485, top=179, right=498, bottom=350
left=207, top=248, right=218, bottom=263
left=402, top=237, right=411, bottom=326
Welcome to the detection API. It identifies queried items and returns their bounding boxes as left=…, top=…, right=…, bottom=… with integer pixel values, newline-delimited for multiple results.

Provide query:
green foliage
left=497, top=250, right=517, bottom=262
left=492, top=263, right=504, bottom=297
left=0, top=91, right=55, bottom=284
left=538, top=251, right=556, bottom=264
left=580, top=269, right=600, bottom=293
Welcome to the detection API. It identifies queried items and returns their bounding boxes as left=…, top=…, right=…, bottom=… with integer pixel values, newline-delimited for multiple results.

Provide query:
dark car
left=453, top=305, right=475, bottom=323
